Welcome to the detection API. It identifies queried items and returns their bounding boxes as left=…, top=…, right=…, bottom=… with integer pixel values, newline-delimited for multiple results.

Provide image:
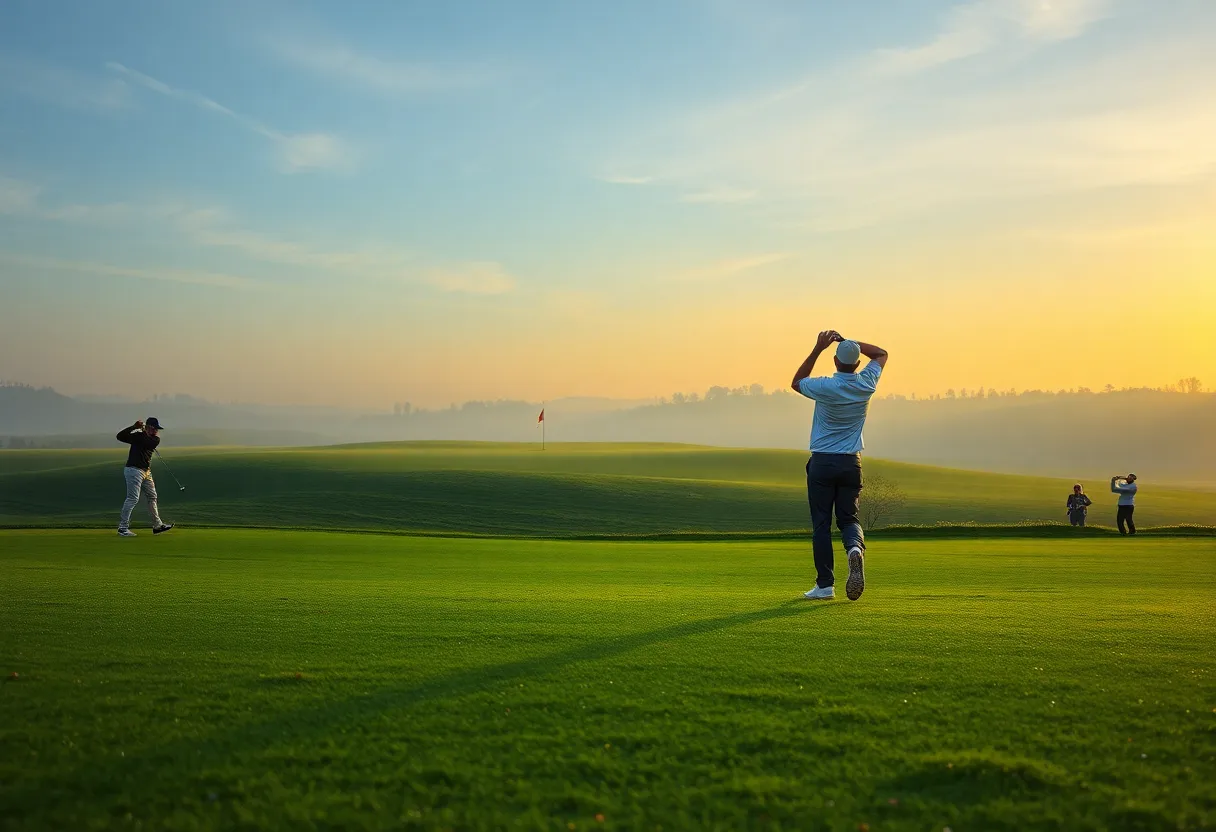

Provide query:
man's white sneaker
left=804, top=585, right=836, bottom=600
left=118, top=529, right=137, bottom=538
left=845, top=547, right=865, bottom=600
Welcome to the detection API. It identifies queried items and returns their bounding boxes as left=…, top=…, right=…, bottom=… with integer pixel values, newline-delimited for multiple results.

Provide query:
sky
left=1, top=0, right=1214, bottom=408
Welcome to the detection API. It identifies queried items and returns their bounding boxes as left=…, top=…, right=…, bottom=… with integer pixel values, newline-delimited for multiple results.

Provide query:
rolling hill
left=2, top=442, right=1212, bottom=535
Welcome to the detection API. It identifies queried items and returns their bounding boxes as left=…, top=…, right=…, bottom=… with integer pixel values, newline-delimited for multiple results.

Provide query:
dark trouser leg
left=1117, top=505, right=1134, bottom=534
left=806, top=458, right=837, bottom=588
left=834, top=457, right=864, bottom=554
left=1070, top=512, right=1080, bottom=526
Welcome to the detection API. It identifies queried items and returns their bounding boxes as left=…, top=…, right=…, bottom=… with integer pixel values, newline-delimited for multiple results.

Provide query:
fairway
left=3, top=442, right=1214, bottom=533
left=2, top=529, right=1214, bottom=830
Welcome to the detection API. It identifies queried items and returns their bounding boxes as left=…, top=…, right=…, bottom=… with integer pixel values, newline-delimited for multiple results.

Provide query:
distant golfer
left=116, top=418, right=173, bottom=537
left=791, top=330, right=888, bottom=601
left=1111, top=473, right=1138, bottom=535
left=1066, top=484, right=1092, bottom=526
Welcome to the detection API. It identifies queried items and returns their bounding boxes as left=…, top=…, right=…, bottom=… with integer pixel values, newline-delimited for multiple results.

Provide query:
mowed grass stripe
left=1, top=530, right=1213, bottom=830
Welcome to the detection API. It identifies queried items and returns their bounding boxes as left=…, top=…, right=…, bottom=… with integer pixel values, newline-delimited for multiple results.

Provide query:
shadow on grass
left=882, top=751, right=1071, bottom=806
left=1, top=600, right=823, bottom=812
left=875, top=751, right=1179, bottom=832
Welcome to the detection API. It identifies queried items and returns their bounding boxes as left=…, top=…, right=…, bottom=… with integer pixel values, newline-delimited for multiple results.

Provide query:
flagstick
left=542, top=401, right=546, bottom=451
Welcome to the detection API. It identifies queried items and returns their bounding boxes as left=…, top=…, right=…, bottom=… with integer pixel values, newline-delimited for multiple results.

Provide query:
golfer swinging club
left=116, top=418, right=173, bottom=537
left=792, top=330, right=888, bottom=601
left=1111, top=473, right=1138, bottom=535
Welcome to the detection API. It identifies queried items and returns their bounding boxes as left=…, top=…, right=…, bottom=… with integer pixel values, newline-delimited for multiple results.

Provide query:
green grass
left=3, top=442, right=1213, bottom=533
left=3, top=443, right=1214, bottom=828
left=2, top=529, right=1214, bottom=831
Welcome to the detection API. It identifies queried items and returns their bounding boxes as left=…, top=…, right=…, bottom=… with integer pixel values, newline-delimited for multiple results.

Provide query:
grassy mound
left=4, top=442, right=1211, bottom=532
left=2, top=442, right=1212, bottom=535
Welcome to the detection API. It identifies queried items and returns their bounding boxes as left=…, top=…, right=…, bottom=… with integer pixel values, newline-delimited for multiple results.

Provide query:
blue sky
left=2, top=0, right=1214, bottom=406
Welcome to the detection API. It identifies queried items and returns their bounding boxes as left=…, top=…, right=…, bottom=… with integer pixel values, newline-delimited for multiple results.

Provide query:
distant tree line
left=875, top=377, right=1206, bottom=402
left=377, top=379, right=1211, bottom=418
left=642, top=379, right=1209, bottom=409
left=669, top=384, right=773, bottom=405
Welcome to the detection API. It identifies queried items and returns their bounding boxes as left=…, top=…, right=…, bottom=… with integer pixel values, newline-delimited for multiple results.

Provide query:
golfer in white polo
left=791, top=330, right=889, bottom=601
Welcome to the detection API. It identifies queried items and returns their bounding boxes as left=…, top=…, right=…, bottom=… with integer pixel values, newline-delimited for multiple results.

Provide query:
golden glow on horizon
left=4, top=1, right=1216, bottom=409
left=9, top=206, right=1212, bottom=408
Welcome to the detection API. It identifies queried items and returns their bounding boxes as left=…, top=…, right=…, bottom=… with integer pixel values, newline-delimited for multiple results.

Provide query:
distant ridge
left=3, top=384, right=1214, bottom=481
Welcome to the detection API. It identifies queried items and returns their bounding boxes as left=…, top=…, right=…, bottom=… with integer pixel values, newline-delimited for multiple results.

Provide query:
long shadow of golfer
left=3, top=600, right=824, bottom=811
left=346, top=599, right=817, bottom=713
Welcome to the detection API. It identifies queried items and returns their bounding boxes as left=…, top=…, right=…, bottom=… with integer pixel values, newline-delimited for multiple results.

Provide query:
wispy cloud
left=600, top=1, right=1216, bottom=232
left=105, top=62, right=353, bottom=173
left=668, top=253, right=788, bottom=282
left=0, top=177, right=133, bottom=222
left=274, top=133, right=349, bottom=172
left=104, top=62, right=236, bottom=116
left=266, top=35, right=496, bottom=96
left=1012, top=212, right=1216, bottom=248
left=871, top=0, right=1111, bottom=75
left=159, top=203, right=512, bottom=294
left=0, top=53, right=131, bottom=110
left=426, top=262, right=515, bottom=294
left=165, top=205, right=417, bottom=273
left=599, top=174, right=654, bottom=185
left=680, top=186, right=757, bottom=204
left=0, top=251, right=258, bottom=289
left=1, top=177, right=516, bottom=295
left=0, top=177, right=40, bottom=214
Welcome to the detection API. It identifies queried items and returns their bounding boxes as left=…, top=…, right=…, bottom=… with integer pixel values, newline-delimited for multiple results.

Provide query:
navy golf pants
left=806, top=453, right=865, bottom=589
left=1117, top=505, right=1136, bottom=535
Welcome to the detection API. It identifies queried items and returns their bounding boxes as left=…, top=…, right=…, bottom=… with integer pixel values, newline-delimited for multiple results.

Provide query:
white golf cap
left=836, top=339, right=861, bottom=364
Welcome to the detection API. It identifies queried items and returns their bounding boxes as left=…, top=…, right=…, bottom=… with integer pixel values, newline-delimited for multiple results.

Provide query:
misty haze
left=5, top=381, right=1214, bottom=485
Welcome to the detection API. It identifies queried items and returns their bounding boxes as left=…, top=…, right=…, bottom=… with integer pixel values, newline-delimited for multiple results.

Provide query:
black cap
left=146, top=417, right=165, bottom=430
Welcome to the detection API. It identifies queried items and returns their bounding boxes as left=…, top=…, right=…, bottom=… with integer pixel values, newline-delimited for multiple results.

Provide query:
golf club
left=154, top=448, right=186, bottom=491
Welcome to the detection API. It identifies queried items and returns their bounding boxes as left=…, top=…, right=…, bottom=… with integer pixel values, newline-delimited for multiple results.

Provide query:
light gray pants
left=119, top=466, right=163, bottom=530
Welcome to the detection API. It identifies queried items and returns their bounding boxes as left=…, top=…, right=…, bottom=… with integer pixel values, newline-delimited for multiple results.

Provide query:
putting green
left=2, top=529, right=1213, bottom=830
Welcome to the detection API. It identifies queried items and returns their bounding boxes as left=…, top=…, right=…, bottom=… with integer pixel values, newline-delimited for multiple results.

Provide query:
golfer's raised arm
left=856, top=341, right=889, bottom=369
left=791, top=330, right=841, bottom=390
left=116, top=422, right=142, bottom=443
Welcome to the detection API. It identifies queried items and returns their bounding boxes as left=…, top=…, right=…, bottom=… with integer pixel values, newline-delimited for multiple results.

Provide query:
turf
left=2, top=529, right=1214, bottom=831
left=3, top=442, right=1213, bottom=533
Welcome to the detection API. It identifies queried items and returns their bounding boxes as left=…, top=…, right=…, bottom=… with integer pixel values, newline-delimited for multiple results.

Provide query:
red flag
left=538, top=409, right=545, bottom=423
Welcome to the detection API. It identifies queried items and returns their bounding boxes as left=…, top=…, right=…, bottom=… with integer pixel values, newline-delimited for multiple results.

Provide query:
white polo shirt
left=796, top=362, right=883, bottom=453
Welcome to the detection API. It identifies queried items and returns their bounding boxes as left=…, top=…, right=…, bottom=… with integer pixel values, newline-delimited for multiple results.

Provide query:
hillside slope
left=2, top=442, right=1212, bottom=534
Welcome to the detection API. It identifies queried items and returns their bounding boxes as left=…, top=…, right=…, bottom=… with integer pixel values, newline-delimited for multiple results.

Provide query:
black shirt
left=116, top=423, right=160, bottom=470
left=1066, top=493, right=1091, bottom=512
